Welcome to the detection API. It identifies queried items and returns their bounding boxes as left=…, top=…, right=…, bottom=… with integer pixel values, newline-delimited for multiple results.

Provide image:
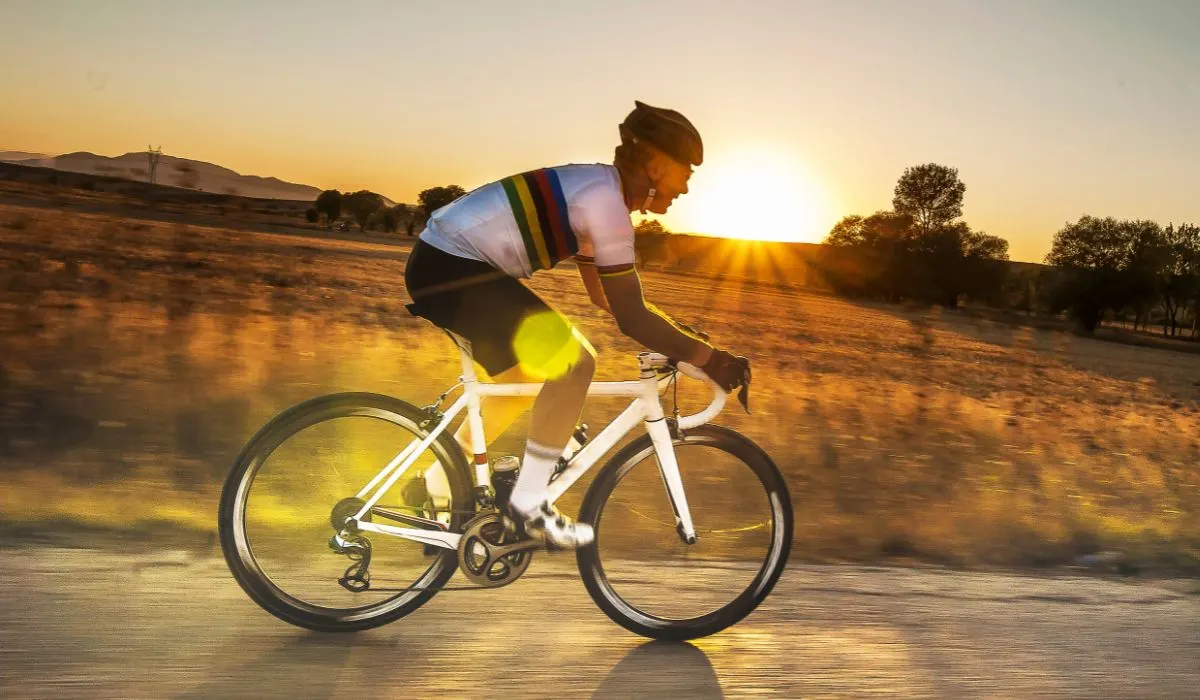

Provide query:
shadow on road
left=592, top=640, right=723, bottom=699
left=172, top=632, right=356, bottom=700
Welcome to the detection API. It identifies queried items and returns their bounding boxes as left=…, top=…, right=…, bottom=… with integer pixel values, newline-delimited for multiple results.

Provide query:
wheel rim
left=587, top=434, right=789, bottom=628
left=228, top=405, right=464, bottom=621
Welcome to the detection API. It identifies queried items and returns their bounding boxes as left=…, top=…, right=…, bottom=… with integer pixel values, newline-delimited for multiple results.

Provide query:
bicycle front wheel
left=576, top=425, right=792, bottom=640
left=218, top=392, right=473, bottom=632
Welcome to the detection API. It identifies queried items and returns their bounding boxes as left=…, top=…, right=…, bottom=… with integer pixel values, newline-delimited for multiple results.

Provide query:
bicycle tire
left=218, top=392, right=473, bottom=632
left=576, top=424, right=793, bottom=640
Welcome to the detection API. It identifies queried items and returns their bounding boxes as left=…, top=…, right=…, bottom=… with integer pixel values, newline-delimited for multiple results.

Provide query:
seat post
left=446, top=331, right=478, bottom=383
left=458, top=343, right=479, bottom=383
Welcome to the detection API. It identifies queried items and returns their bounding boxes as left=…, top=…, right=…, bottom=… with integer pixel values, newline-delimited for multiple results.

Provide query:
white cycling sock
left=508, top=440, right=561, bottom=514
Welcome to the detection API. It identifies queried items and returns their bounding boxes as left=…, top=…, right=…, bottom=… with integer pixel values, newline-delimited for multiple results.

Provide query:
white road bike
left=219, top=341, right=793, bottom=640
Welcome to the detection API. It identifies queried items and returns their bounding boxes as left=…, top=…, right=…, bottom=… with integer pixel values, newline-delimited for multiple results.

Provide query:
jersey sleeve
left=572, top=181, right=636, bottom=276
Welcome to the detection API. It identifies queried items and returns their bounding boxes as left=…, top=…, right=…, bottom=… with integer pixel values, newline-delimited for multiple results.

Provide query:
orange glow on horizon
left=664, top=148, right=834, bottom=244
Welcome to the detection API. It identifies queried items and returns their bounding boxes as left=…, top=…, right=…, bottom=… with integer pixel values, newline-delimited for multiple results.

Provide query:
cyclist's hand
left=701, top=349, right=751, bottom=412
left=701, top=348, right=749, bottom=392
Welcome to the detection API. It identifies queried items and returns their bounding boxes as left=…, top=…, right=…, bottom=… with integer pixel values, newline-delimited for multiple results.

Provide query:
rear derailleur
left=329, top=532, right=372, bottom=592
left=329, top=496, right=373, bottom=592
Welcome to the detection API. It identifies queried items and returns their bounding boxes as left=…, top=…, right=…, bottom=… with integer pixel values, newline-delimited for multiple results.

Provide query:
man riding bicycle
left=404, top=101, right=750, bottom=549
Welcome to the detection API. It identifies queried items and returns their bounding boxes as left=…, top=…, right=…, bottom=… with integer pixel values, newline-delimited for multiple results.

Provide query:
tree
left=634, top=219, right=668, bottom=235
left=1159, top=223, right=1200, bottom=337
left=826, top=211, right=913, bottom=251
left=820, top=164, right=1009, bottom=306
left=821, top=211, right=917, bottom=300
left=892, top=164, right=966, bottom=235
left=1122, top=219, right=1168, bottom=331
left=367, top=205, right=402, bottom=233
left=825, top=214, right=866, bottom=247
left=417, top=185, right=467, bottom=222
left=390, top=203, right=419, bottom=236
left=822, top=210, right=1007, bottom=305
left=930, top=224, right=1010, bottom=306
left=343, top=190, right=386, bottom=231
left=1044, top=216, right=1167, bottom=333
left=633, top=219, right=671, bottom=266
left=304, top=207, right=319, bottom=223
left=314, top=189, right=342, bottom=226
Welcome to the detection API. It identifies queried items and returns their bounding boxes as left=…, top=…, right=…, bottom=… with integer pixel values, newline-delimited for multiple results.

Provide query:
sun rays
left=667, top=148, right=833, bottom=244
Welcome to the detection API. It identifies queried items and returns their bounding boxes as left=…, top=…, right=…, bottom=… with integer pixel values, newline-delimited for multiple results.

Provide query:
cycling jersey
left=419, top=164, right=636, bottom=278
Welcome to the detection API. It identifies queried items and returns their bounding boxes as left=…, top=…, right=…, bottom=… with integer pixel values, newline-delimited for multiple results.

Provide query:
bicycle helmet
left=619, top=101, right=703, bottom=167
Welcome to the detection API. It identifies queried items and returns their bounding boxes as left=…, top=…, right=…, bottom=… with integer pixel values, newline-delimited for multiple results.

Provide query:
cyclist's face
left=645, top=152, right=693, bottom=214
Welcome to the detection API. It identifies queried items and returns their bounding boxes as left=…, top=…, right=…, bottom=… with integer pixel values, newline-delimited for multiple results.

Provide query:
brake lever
left=737, top=376, right=751, bottom=413
left=736, top=359, right=751, bottom=414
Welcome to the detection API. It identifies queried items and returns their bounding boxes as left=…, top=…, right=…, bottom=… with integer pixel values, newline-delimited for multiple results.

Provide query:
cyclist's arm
left=598, top=266, right=712, bottom=366
left=574, top=179, right=711, bottom=365
left=574, top=255, right=612, bottom=314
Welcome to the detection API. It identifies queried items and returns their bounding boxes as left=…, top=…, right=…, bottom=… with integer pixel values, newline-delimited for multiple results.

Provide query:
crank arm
left=489, top=540, right=546, bottom=559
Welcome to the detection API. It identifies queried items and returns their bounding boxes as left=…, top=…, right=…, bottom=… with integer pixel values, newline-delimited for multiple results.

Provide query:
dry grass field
left=2, top=195, right=1198, bottom=572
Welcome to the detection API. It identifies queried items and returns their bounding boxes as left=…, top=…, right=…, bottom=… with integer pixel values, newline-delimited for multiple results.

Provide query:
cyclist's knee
left=568, top=328, right=596, bottom=378
left=570, top=343, right=596, bottom=381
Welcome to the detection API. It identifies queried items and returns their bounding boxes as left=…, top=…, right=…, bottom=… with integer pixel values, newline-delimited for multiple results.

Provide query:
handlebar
left=640, top=352, right=726, bottom=430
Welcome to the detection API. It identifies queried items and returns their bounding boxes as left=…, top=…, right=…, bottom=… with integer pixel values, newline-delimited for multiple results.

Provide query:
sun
left=663, top=148, right=832, bottom=243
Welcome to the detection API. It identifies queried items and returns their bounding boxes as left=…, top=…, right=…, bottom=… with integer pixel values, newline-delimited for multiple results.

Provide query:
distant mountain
left=1, top=150, right=323, bottom=201
left=0, top=151, right=50, bottom=163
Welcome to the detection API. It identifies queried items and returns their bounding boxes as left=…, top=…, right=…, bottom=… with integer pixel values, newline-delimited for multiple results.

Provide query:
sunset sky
left=2, top=0, right=1197, bottom=262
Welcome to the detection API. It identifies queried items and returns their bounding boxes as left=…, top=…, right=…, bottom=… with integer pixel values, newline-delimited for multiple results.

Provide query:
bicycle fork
left=639, top=362, right=698, bottom=545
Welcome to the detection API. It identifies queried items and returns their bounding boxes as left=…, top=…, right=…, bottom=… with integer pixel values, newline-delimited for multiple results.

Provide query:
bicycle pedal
left=501, top=514, right=527, bottom=539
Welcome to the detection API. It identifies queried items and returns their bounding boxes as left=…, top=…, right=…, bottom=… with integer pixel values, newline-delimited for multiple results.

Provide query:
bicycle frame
left=346, top=345, right=725, bottom=552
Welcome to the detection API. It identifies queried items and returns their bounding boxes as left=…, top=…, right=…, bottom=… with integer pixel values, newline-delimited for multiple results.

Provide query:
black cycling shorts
left=404, top=239, right=576, bottom=376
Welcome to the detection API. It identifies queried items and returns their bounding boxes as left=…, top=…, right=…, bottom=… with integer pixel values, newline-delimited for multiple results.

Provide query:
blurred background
left=2, top=1, right=1199, bottom=697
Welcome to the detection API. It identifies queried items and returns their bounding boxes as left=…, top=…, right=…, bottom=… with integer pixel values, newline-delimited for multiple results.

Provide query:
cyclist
left=404, top=101, right=750, bottom=549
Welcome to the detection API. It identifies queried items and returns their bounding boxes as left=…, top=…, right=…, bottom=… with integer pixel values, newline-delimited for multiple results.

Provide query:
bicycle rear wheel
left=576, top=425, right=792, bottom=640
left=218, top=392, right=473, bottom=632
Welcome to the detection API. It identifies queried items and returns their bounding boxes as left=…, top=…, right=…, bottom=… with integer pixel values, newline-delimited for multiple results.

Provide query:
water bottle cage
left=550, top=424, right=589, bottom=481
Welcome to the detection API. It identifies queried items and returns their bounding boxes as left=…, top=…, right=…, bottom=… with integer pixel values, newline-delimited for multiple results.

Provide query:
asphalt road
left=1, top=548, right=1197, bottom=699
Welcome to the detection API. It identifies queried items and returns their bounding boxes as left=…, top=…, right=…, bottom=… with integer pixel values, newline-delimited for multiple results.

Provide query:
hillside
left=0, top=150, right=322, bottom=201
left=0, top=150, right=49, bottom=162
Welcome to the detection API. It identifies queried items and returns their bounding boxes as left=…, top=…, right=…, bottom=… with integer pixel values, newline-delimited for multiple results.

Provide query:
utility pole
left=146, top=145, right=162, bottom=184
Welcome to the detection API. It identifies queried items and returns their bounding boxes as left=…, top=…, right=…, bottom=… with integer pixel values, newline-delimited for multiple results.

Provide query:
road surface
left=1, top=548, right=1196, bottom=699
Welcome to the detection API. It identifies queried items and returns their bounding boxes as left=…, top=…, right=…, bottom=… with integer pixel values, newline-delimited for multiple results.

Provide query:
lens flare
left=511, top=312, right=589, bottom=380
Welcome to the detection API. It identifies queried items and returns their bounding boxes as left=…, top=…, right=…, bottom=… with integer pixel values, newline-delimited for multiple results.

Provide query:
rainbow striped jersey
left=419, top=164, right=636, bottom=278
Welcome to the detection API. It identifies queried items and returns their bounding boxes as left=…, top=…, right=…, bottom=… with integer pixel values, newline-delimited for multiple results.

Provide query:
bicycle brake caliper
left=419, top=405, right=444, bottom=431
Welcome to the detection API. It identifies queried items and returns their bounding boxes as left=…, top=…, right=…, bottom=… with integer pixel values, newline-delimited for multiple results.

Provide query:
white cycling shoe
left=507, top=501, right=594, bottom=550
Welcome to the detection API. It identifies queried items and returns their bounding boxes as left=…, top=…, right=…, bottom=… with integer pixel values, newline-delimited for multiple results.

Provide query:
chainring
left=456, top=512, right=535, bottom=588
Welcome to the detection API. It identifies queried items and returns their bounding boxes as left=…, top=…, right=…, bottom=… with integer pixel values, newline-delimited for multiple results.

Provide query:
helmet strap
left=640, top=157, right=657, bottom=214
left=641, top=187, right=656, bottom=214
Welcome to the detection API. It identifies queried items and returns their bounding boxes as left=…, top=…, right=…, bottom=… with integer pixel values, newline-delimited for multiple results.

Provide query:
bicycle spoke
left=220, top=393, right=473, bottom=631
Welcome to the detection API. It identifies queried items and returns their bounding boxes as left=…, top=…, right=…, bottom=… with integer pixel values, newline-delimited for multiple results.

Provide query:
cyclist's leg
left=427, top=352, right=591, bottom=512
left=508, top=326, right=595, bottom=513
left=404, top=240, right=595, bottom=547
left=455, top=362, right=536, bottom=457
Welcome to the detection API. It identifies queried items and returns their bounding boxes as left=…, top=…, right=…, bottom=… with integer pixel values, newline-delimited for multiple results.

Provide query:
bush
left=304, top=208, right=319, bottom=223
